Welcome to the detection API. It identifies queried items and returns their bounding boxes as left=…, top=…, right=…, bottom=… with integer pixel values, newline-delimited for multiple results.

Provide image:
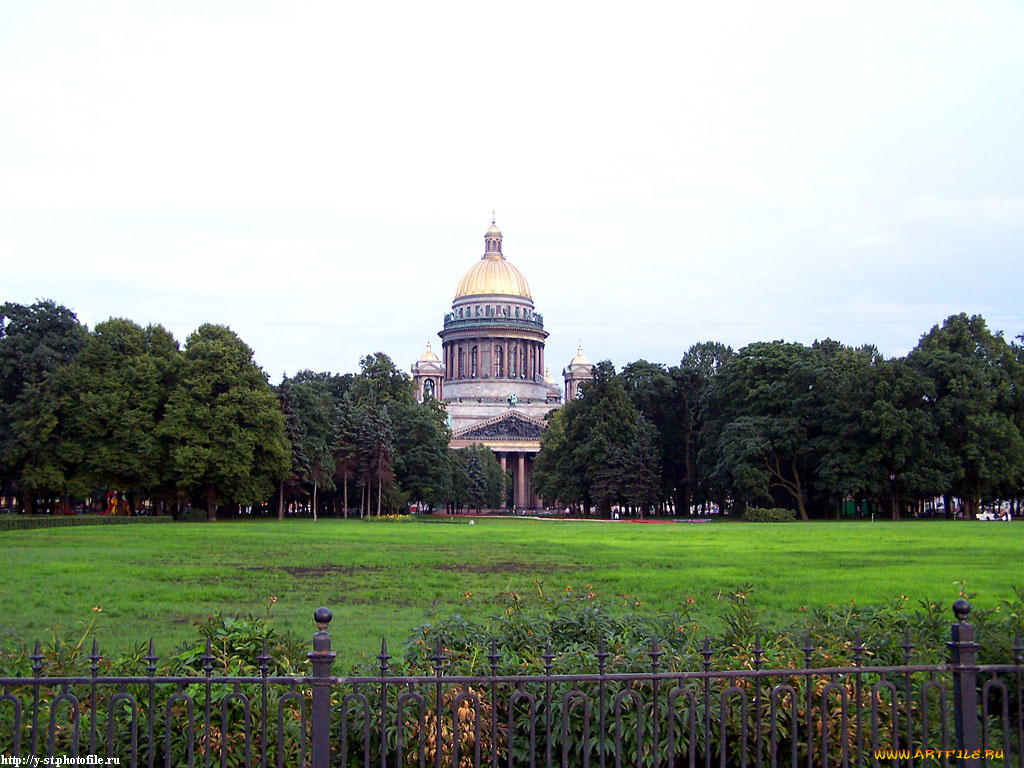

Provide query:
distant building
left=411, top=219, right=593, bottom=510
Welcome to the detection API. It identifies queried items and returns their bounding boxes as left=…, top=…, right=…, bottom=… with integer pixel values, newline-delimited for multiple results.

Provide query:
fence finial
left=431, top=635, right=445, bottom=676
left=952, top=599, right=971, bottom=623
left=488, top=636, right=500, bottom=672
left=257, top=638, right=271, bottom=675
left=145, top=638, right=158, bottom=674
left=314, top=607, right=332, bottom=631
left=30, top=640, right=42, bottom=675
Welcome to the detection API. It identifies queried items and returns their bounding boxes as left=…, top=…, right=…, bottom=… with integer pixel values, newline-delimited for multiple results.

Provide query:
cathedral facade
left=411, top=220, right=593, bottom=510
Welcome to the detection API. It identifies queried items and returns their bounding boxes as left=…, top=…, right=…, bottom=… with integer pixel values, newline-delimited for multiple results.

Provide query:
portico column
left=527, top=456, right=537, bottom=509
left=517, top=454, right=526, bottom=511
left=499, top=453, right=507, bottom=509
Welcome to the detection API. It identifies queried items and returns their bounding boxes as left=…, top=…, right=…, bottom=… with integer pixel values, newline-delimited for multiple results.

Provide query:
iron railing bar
left=106, top=691, right=139, bottom=767
left=0, top=662, right=966, bottom=690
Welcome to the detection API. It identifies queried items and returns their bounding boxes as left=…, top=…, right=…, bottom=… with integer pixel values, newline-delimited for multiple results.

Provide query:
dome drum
left=442, top=312, right=546, bottom=334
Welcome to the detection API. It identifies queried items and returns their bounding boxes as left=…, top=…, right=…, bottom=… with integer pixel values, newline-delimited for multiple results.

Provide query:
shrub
left=742, top=507, right=796, bottom=522
left=178, top=507, right=209, bottom=522
left=0, top=515, right=173, bottom=532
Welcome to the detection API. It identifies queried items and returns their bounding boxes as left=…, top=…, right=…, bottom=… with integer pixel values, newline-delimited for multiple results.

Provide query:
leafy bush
left=179, top=507, right=209, bottom=522
left=742, top=507, right=796, bottom=522
left=361, top=513, right=416, bottom=523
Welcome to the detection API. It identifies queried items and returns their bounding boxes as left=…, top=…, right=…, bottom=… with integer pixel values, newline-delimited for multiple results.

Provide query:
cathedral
left=411, top=219, right=594, bottom=510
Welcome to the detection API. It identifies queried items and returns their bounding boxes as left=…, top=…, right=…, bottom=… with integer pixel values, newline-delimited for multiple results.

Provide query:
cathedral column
left=526, top=456, right=536, bottom=509
left=516, top=454, right=526, bottom=511
left=499, top=454, right=507, bottom=510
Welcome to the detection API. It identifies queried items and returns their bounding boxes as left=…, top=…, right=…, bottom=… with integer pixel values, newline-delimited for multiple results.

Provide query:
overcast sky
left=2, top=2, right=1022, bottom=383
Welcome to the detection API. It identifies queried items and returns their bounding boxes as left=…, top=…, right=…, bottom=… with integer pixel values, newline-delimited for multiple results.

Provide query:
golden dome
left=417, top=341, right=439, bottom=362
left=454, top=220, right=532, bottom=299
left=568, top=345, right=591, bottom=367
left=455, top=256, right=532, bottom=299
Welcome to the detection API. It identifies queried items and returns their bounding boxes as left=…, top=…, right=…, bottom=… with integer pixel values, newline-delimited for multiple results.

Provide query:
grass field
left=1, top=517, right=1020, bottom=666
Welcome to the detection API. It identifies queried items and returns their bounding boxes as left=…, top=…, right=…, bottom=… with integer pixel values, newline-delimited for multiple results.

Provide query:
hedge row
left=742, top=506, right=797, bottom=522
left=0, top=514, right=174, bottom=531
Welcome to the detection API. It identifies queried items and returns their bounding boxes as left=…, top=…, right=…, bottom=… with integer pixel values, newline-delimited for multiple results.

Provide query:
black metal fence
left=1, top=601, right=1021, bottom=767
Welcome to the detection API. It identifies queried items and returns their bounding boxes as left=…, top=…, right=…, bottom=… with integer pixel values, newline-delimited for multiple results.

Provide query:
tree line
left=0, top=300, right=503, bottom=519
left=533, top=314, right=1024, bottom=520
left=3, top=300, right=1022, bottom=521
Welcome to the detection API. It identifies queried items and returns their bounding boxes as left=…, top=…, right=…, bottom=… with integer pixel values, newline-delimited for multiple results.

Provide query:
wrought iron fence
left=1, top=600, right=1021, bottom=767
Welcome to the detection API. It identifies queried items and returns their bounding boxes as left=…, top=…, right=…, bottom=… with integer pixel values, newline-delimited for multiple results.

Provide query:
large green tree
left=281, top=373, right=336, bottom=520
left=531, top=408, right=575, bottom=505
left=391, top=399, right=451, bottom=511
left=908, top=314, right=1024, bottom=518
left=160, top=324, right=289, bottom=520
left=355, top=405, right=394, bottom=517
left=331, top=391, right=359, bottom=517
left=60, top=318, right=181, bottom=509
left=352, top=352, right=415, bottom=407
left=672, top=342, right=732, bottom=515
left=619, top=360, right=675, bottom=506
left=620, top=344, right=732, bottom=516
left=815, top=351, right=949, bottom=519
left=459, top=444, right=503, bottom=512
left=534, top=361, right=638, bottom=515
left=0, top=300, right=88, bottom=512
left=703, top=341, right=826, bottom=519
left=623, top=414, right=662, bottom=516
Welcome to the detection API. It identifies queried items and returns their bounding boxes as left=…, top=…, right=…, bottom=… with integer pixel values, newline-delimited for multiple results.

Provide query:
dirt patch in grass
left=263, top=565, right=386, bottom=577
left=432, top=561, right=581, bottom=574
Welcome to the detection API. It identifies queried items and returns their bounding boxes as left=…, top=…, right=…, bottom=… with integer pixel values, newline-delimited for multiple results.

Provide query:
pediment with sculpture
left=454, top=411, right=546, bottom=440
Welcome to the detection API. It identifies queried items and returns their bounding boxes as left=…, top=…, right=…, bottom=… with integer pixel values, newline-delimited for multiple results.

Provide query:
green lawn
left=1, top=517, right=1019, bottom=666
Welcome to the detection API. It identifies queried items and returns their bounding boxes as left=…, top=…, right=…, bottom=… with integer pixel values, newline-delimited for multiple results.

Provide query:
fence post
left=309, top=607, right=336, bottom=768
left=948, top=599, right=980, bottom=767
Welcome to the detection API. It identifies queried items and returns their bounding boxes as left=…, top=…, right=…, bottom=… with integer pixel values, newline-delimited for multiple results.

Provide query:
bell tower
left=411, top=341, right=444, bottom=402
left=563, top=344, right=595, bottom=401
